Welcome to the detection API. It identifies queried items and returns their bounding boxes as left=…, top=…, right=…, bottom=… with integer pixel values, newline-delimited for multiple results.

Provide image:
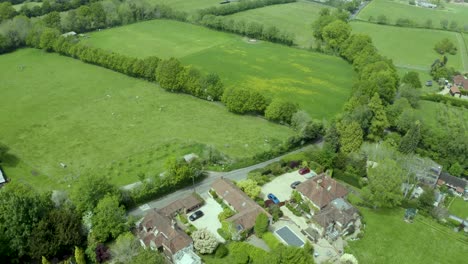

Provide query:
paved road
left=128, top=142, right=321, bottom=217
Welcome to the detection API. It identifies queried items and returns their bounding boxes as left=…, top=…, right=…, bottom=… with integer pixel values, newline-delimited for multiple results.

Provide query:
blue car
left=268, top=193, right=280, bottom=204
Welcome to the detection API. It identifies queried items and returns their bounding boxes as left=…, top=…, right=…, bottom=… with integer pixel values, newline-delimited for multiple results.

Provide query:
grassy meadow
left=448, top=197, right=468, bottom=219
left=0, top=49, right=295, bottom=191
left=357, top=0, right=468, bottom=31
left=351, top=21, right=467, bottom=72
left=82, top=19, right=355, bottom=119
left=347, top=207, right=468, bottom=264
left=226, top=0, right=330, bottom=48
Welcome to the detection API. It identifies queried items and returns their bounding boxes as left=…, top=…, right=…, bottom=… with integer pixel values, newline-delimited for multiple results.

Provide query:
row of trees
left=17, top=0, right=96, bottom=19
left=368, top=14, right=468, bottom=32
left=197, top=0, right=296, bottom=17
left=199, top=14, right=294, bottom=45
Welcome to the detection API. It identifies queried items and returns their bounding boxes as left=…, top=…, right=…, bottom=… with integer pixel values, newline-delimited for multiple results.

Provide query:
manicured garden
left=357, top=0, right=468, bottom=31
left=83, top=19, right=355, bottom=119
left=226, top=0, right=330, bottom=48
left=347, top=207, right=468, bottom=264
left=350, top=21, right=467, bottom=72
left=448, top=197, right=468, bottom=219
left=0, top=48, right=295, bottom=191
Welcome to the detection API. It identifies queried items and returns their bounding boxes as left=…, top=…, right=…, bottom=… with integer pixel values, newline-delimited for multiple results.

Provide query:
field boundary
left=458, top=32, right=468, bottom=72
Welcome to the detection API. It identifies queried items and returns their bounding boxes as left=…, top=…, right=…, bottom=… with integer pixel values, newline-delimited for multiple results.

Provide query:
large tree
left=338, top=121, right=363, bottom=153
left=322, top=20, right=351, bottom=51
left=155, top=57, right=184, bottom=92
left=71, top=175, right=119, bottom=213
left=110, top=232, right=140, bottom=264
left=264, top=98, right=298, bottom=124
left=367, top=93, right=389, bottom=142
left=362, top=158, right=404, bottom=208
left=398, top=121, right=420, bottom=154
left=0, top=183, right=53, bottom=260
left=91, top=195, right=128, bottom=243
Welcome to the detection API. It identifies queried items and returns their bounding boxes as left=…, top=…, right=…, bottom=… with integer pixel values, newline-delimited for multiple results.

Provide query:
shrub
left=434, top=38, right=457, bottom=55
left=286, top=203, right=302, bottom=216
left=264, top=98, right=299, bottom=124
left=215, top=244, right=228, bottom=258
left=254, top=213, right=269, bottom=238
left=218, top=207, right=235, bottom=221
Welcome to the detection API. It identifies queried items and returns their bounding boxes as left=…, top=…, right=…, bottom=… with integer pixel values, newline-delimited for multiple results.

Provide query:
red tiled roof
left=313, top=199, right=358, bottom=229
left=296, top=174, right=348, bottom=209
left=159, top=193, right=203, bottom=217
left=453, top=75, right=468, bottom=89
left=450, top=85, right=461, bottom=94
left=139, top=209, right=192, bottom=255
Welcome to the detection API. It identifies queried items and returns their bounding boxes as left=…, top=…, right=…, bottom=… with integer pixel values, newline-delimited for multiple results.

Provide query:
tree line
left=197, top=0, right=296, bottom=17
left=367, top=14, right=468, bottom=32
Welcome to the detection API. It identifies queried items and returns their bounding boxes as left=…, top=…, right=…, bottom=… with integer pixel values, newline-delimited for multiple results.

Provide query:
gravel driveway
left=261, top=171, right=304, bottom=202
left=189, top=195, right=225, bottom=242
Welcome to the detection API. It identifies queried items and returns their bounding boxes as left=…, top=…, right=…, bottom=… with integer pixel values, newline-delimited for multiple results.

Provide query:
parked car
left=290, top=181, right=301, bottom=189
left=267, top=193, right=280, bottom=204
left=425, top=80, right=432, bottom=86
left=298, top=167, right=310, bottom=175
left=189, top=210, right=204, bottom=221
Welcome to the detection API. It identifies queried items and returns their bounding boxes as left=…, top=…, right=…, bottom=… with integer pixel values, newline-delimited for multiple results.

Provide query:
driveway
left=261, top=171, right=304, bottom=202
left=189, top=194, right=225, bottom=242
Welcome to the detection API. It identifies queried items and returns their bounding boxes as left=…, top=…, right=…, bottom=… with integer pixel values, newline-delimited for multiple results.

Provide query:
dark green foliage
left=340, top=34, right=375, bottom=63
left=0, top=2, right=16, bottom=23
left=417, top=186, right=435, bottom=213
left=322, top=19, right=351, bottom=51
left=269, top=204, right=283, bottom=221
left=398, top=121, right=421, bottom=154
left=264, top=98, right=298, bottom=124
left=91, top=195, right=128, bottom=243
left=71, top=174, right=120, bottom=213
left=434, top=38, right=457, bottom=55
left=27, top=208, right=84, bottom=259
left=448, top=162, right=463, bottom=177
left=199, top=73, right=224, bottom=101
left=130, top=248, right=165, bottom=264
left=272, top=244, right=315, bottom=264
left=42, top=11, right=61, bottom=30
left=222, top=88, right=268, bottom=114
left=420, top=94, right=468, bottom=109
left=401, top=71, right=422, bottom=88
left=398, top=84, right=421, bottom=108
left=254, top=213, right=269, bottom=238
left=215, top=244, right=228, bottom=258
left=156, top=58, right=185, bottom=92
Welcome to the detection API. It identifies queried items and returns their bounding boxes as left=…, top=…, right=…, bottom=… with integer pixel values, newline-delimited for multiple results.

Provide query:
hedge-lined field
left=351, top=21, right=466, bottom=72
left=0, top=49, right=294, bottom=191
left=225, top=0, right=329, bottom=48
left=357, top=0, right=468, bottom=31
left=83, top=19, right=355, bottom=119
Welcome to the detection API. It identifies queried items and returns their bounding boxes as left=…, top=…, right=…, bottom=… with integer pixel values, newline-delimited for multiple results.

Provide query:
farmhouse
left=450, top=86, right=462, bottom=97
left=211, top=177, right=272, bottom=233
left=296, top=174, right=348, bottom=209
left=437, top=172, right=467, bottom=196
left=138, top=209, right=201, bottom=264
left=453, top=75, right=468, bottom=90
left=159, top=193, right=204, bottom=218
left=313, top=198, right=359, bottom=240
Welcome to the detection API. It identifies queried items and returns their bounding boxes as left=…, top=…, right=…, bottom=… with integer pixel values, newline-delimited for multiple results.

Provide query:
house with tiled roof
left=313, top=198, right=359, bottom=240
left=211, top=177, right=272, bottom=233
left=437, top=172, right=467, bottom=195
left=159, top=193, right=204, bottom=218
left=450, top=85, right=462, bottom=97
left=138, top=209, right=201, bottom=264
left=296, top=174, right=348, bottom=209
left=453, top=74, right=468, bottom=90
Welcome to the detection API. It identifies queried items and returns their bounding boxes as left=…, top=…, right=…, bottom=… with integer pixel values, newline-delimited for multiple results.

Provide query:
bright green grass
left=262, top=232, right=281, bottom=250
left=351, top=21, right=467, bottom=72
left=348, top=207, right=468, bottom=264
left=357, top=0, right=468, bottom=31
left=147, top=0, right=221, bottom=14
left=13, top=1, right=42, bottom=11
left=83, top=20, right=355, bottom=119
left=226, top=0, right=330, bottom=48
left=448, top=197, right=468, bottom=219
left=0, top=49, right=294, bottom=191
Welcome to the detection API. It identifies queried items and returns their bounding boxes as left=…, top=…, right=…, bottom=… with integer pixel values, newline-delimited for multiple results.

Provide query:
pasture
left=351, top=21, right=467, bottom=72
left=357, top=0, right=468, bottom=31
left=83, top=19, right=355, bottom=119
left=0, top=49, right=294, bottom=191
left=226, top=0, right=330, bottom=48
left=347, top=207, right=468, bottom=264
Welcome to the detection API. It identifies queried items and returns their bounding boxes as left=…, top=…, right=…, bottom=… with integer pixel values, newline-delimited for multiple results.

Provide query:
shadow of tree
left=0, top=143, right=20, bottom=167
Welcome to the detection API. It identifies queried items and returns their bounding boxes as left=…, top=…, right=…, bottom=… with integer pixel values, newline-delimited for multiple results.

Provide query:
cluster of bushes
left=434, top=38, right=457, bottom=55
left=199, top=14, right=294, bottom=45
left=197, top=0, right=296, bottom=17
left=367, top=15, right=467, bottom=32
left=17, top=0, right=95, bottom=19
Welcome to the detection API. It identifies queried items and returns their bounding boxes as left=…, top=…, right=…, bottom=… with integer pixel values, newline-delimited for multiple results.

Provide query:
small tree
left=237, top=179, right=261, bottom=199
left=192, top=229, right=219, bottom=254
left=254, top=213, right=269, bottom=238
left=215, top=244, right=228, bottom=258
left=264, top=98, right=298, bottom=124
left=401, top=71, right=422, bottom=88
left=398, top=121, right=420, bottom=154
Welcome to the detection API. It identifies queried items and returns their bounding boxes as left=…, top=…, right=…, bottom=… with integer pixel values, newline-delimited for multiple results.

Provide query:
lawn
left=351, top=21, right=467, bottom=72
left=226, top=0, right=331, bottom=48
left=83, top=20, right=355, bottom=119
left=0, top=48, right=294, bottom=191
left=448, top=197, right=468, bottom=219
left=357, top=0, right=468, bottom=31
left=347, top=207, right=468, bottom=264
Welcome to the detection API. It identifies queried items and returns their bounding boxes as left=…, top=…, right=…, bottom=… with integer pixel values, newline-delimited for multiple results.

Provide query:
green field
left=357, top=0, right=468, bottom=31
left=148, top=0, right=220, bottom=14
left=448, top=197, right=468, bottom=219
left=13, top=1, right=42, bottom=11
left=226, top=0, right=330, bottom=48
left=351, top=21, right=467, bottom=72
left=0, top=49, right=295, bottom=191
left=83, top=20, right=355, bottom=119
left=348, top=207, right=468, bottom=264
left=414, top=101, right=468, bottom=129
